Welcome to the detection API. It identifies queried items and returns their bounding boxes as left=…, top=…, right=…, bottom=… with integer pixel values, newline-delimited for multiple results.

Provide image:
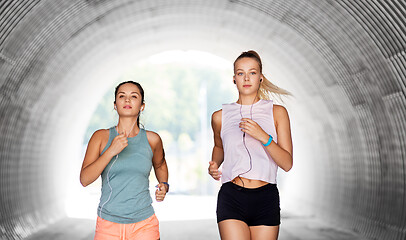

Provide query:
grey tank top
left=97, top=127, right=154, bottom=224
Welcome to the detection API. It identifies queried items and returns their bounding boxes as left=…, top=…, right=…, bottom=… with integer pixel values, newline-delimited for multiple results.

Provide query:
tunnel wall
left=0, top=0, right=406, bottom=239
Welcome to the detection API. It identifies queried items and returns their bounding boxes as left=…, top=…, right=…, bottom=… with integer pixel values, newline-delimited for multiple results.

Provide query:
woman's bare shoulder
left=146, top=130, right=161, bottom=148
left=91, top=129, right=110, bottom=141
left=212, top=109, right=222, bottom=125
left=273, top=105, right=290, bottom=126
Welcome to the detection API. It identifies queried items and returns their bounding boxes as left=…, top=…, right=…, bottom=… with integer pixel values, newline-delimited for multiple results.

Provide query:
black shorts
left=216, top=181, right=280, bottom=226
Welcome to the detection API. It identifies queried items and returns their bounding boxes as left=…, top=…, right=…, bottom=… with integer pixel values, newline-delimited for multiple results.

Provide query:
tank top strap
left=139, top=128, right=153, bottom=156
left=109, top=126, right=117, bottom=138
left=100, top=127, right=117, bottom=156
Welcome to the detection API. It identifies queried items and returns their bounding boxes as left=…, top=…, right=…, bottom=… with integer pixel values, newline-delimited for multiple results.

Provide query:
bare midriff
left=232, top=177, right=269, bottom=188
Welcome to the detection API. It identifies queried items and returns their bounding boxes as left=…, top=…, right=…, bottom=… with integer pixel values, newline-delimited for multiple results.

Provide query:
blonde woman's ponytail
left=259, top=75, right=292, bottom=102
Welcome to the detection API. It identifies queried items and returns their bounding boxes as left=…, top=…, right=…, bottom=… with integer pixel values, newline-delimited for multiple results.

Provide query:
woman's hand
left=107, top=131, right=128, bottom=156
left=155, top=183, right=168, bottom=202
left=239, top=118, right=270, bottom=144
left=208, top=161, right=222, bottom=180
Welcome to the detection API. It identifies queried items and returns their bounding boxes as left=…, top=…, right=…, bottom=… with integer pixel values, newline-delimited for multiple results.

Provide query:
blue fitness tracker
left=162, top=182, right=170, bottom=192
left=262, top=135, right=273, bottom=147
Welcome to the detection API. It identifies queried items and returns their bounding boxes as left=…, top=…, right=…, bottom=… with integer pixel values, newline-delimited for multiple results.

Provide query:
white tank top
left=220, top=99, right=278, bottom=184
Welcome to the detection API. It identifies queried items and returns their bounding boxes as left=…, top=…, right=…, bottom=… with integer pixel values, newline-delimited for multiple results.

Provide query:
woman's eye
left=238, top=73, right=243, bottom=76
left=119, top=95, right=124, bottom=98
left=132, top=95, right=137, bottom=98
left=251, top=72, right=256, bottom=75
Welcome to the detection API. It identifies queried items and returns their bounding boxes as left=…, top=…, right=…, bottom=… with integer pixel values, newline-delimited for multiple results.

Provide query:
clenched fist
left=208, top=161, right=222, bottom=181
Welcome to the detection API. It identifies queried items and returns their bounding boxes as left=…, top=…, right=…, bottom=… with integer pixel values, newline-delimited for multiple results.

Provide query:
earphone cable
left=237, top=97, right=255, bottom=188
left=98, top=117, right=138, bottom=216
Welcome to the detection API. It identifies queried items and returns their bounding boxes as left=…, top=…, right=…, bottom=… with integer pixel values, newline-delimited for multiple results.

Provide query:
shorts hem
left=217, top=218, right=280, bottom=227
left=217, top=217, right=245, bottom=224
left=249, top=221, right=281, bottom=227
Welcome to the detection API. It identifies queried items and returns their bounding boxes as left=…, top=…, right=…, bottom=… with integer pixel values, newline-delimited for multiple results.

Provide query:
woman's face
left=114, top=83, right=144, bottom=117
left=234, top=57, right=262, bottom=96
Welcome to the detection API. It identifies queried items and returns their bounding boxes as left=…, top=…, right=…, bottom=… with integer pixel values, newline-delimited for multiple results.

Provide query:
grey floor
left=24, top=212, right=370, bottom=240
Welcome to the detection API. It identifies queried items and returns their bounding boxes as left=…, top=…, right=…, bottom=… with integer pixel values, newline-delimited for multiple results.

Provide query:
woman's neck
left=116, top=117, right=139, bottom=137
left=237, top=94, right=260, bottom=105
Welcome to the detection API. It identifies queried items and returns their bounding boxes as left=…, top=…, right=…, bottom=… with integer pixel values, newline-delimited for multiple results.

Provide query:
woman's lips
left=123, top=106, right=132, bottom=109
left=243, top=85, right=251, bottom=88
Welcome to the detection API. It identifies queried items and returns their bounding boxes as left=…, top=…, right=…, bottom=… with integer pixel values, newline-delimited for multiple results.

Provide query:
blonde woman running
left=209, top=51, right=293, bottom=240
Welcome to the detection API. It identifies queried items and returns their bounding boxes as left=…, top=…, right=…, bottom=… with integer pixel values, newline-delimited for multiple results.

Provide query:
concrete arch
left=0, top=0, right=405, bottom=239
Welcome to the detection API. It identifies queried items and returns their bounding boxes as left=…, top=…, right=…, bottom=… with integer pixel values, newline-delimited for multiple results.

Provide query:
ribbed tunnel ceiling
left=1, top=0, right=406, bottom=239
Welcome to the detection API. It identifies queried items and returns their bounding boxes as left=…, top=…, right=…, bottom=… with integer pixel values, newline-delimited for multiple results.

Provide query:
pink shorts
left=94, top=214, right=160, bottom=240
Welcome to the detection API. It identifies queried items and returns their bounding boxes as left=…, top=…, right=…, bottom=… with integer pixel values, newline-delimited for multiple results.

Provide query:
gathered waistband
left=223, top=181, right=277, bottom=192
